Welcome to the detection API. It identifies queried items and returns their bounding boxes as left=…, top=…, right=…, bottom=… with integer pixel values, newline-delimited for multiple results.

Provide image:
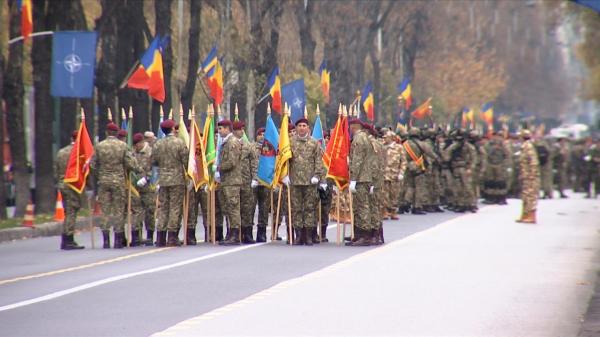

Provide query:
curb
left=0, top=217, right=96, bottom=244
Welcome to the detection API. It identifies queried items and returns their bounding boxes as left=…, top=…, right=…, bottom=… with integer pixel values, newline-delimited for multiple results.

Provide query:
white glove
left=204, top=185, right=209, bottom=192
left=507, top=167, right=513, bottom=173
left=333, top=186, right=339, bottom=193
left=584, top=155, right=592, bottom=162
left=156, top=184, right=160, bottom=191
left=310, top=176, right=319, bottom=185
left=350, top=181, right=357, bottom=193
left=514, top=151, right=521, bottom=156
left=397, top=174, right=404, bottom=181
left=214, top=171, right=221, bottom=182
left=136, top=177, right=147, bottom=187
left=251, top=180, right=259, bottom=188
left=187, top=180, right=194, bottom=191
left=273, top=186, right=280, bottom=192
left=369, top=186, right=374, bottom=194
left=319, top=183, right=328, bottom=191
left=282, top=176, right=290, bottom=186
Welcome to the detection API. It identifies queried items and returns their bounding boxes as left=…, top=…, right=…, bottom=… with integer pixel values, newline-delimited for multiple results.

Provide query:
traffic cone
left=55, top=191, right=65, bottom=221
left=22, top=200, right=35, bottom=227
left=93, top=199, right=102, bottom=216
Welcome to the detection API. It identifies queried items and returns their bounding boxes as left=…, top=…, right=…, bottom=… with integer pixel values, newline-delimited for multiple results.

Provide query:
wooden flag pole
left=87, top=196, right=95, bottom=249
left=182, top=187, right=189, bottom=246
left=126, top=178, right=132, bottom=247
left=211, top=188, right=216, bottom=244
left=269, top=189, right=274, bottom=241
left=336, top=191, right=341, bottom=245
left=348, top=187, right=355, bottom=240
left=273, top=187, right=283, bottom=241
left=287, top=186, right=293, bottom=246
left=318, top=202, right=322, bottom=243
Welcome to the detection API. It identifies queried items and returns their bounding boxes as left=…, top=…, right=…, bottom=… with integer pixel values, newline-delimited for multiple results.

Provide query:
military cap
left=160, top=119, right=175, bottom=129
left=348, top=118, right=363, bottom=126
left=288, top=123, right=295, bottom=131
left=133, top=133, right=144, bottom=144
left=520, top=129, right=532, bottom=138
left=117, top=129, right=128, bottom=138
left=408, top=128, right=420, bottom=137
left=256, top=127, right=265, bottom=135
left=106, top=122, right=119, bottom=132
left=295, top=118, right=309, bottom=126
left=232, top=121, right=245, bottom=130
left=217, top=119, right=233, bottom=128
left=144, top=131, right=155, bottom=138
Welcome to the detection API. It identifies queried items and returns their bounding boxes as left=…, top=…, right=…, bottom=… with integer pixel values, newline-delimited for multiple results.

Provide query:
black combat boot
left=432, top=205, right=444, bottom=213
left=102, top=230, right=111, bottom=249
left=346, top=228, right=371, bottom=246
left=145, top=230, right=154, bottom=246
left=292, top=228, right=304, bottom=245
left=156, top=231, right=167, bottom=247
left=219, top=228, right=241, bottom=246
left=216, top=226, right=224, bottom=242
left=167, top=231, right=181, bottom=247
left=498, top=196, right=507, bottom=205
left=256, top=226, right=267, bottom=242
left=412, top=207, right=426, bottom=215
left=61, top=234, right=85, bottom=250
left=113, top=232, right=124, bottom=249
left=130, top=230, right=140, bottom=247
left=186, top=228, right=197, bottom=245
left=68, top=234, right=85, bottom=249
left=321, top=225, right=329, bottom=242
left=370, top=229, right=380, bottom=245
left=242, top=227, right=256, bottom=244
left=304, top=228, right=313, bottom=246
left=379, top=227, right=385, bottom=244
left=311, top=227, right=319, bottom=244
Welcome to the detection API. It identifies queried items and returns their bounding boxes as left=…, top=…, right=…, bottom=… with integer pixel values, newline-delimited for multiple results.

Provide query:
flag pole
left=273, top=187, right=283, bottom=241
left=318, top=202, right=322, bottom=243
left=287, top=184, right=293, bottom=246
left=269, top=189, right=274, bottom=241
left=88, top=196, right=95, bottom=249
left=336, top=190, right=341, bottom=246
left=348, top=187, right=354, bottom=241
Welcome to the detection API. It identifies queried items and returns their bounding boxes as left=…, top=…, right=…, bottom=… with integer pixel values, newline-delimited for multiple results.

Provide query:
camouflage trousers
left=383, top=180, right=401, bottom=213
left=255, top=186, right=270, bottom=227
left=98, top=183, right=126, bottom=233
left=352, top=183, right=371, bottom=231
left=290, top=185, right=317, bottom=229
left=369, top=188, right=382, bottom=230
left=425, top=166, right=442, bottom=206
left=441, top=168, right=455, bottom=205
left=451, top=167, right=474, bottom=208
left=404, top=171, right=427, bottom=209
left=157, top=185, right=184, bottom=232
left=556, top=167, right=568, bottom=194
left=60, top=187, right=83, bottom=235
left=132, top=190, right=156, bottom=231
left=482, top=165, right=509, bottom=197
left=187, top=188, right=208, bottom=229
left=316, top=187, right=332, bottom=226
left=540, top=163, right=553, bottom=196
left=240, top=186, right=256, bottom=228
left=275, top=186, right=289, bottom=226
left=218, top=185, right=241, bottom=229
left=520, top=176, right=540, bottom=213
left=397, top=179, right=409, bottom=209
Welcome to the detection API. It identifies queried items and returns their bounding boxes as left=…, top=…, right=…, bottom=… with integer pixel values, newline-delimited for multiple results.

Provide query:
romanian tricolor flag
left=267, top=67, right=282, bottom=114
left=410, top=97, right=432, bottom=120
left=480, top=102, right=494, bottom=126
left=126, top=36, right=167, bottom=103
left=200, top=47, right=223, bottom=105
left=319, top=60, right=330, bottom=104
left=462, top=106, right=474, bottom=128
left=200, top=46, right=218, bottom=74
left=17, top=0, right=33, bottom=41
left=64, top=111, right=94, bottom=194
left=398, top=78, right=412, bottom=110
left=361, top=81, right=374, bottom=121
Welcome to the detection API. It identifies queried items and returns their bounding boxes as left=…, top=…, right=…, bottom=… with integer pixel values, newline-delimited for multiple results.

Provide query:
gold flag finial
left=179, top=103, right=184, bottom=117
left=168, top=109, right=173, bottom=120
left=217, top=105, right=221, bottom=116
left=267, top=102, right=272, bottom=115
left=188, top=109, right=193, bottom=120
left=338, top=103, right=342, bottom=115
left=304, top=106, right=308, bottom=119
left=191, top=106, right=196, bottom=118
left=81, top=107, right=86, bottom=120
left=121, top=108, right=126, bottom=122
left=207, top=104, right=213, bottom=115
left=107, top=108, right=113, bottom=121
left=343, top=105, right=348, bottom=117
left=316, top=104, right=320, bottom=115
left=235, top=103, right=239, bottom=116
left=159, top=106, right=164, bottom=119
left=128, top=106, right=133, bottom=119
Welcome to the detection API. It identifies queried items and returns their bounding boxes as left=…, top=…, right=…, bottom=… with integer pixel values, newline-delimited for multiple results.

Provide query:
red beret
left=117, top=129, right=128, bottom=138
left=106, top=122, right=119, bottom=132
left=232, top=121, right=245, bottom=130
left=348, top=118, right=363, bottom=126
left=217, top=119, right=233, bottom=128
left=256, top=127, right=265, bottom=135
left=295, top=118, right=309, bottom=126
left=160, top=119, right=175, bottom=129
left=133, top=133, right=144, bottom=144
left=288, top=124, right=295, bottom=131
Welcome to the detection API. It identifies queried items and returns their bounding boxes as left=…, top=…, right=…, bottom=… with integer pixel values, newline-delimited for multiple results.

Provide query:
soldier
left=482, top=131, right=512, bottom=204
left=131, top=133, right=157, bottom=246
left=54, top=131, right=85, bottom=250
left=421, top=128, right=443, bottom=212
left=571, top=139, right=588, bottom=193
left=588, top=138, right=600, bottom=198
left=366, top=125, right=385, bottom=245
left=382, top=130, right=406, bottom=219
left=516, top=130, right=540, bottom=223
left=233, top=121, right=259, bottom=244
left=216, top=120, right=243, bottom=245
left=253, top=127, right=270, bottom=242
left=151, top=119, right=188, bottom=247
left=553, top=137, right=570, bottom=198
left=534, top=136, right=553, bottom=199
left=439, top=131, right=456, bottom=210
left=144, top=131, right=156, bottom=147
left=347, top=119, right=373, bottom=246
left=442, top=129, right=476, bottom=213
left=284, top=117, right=323, bottom=246
left=469, top=130, right=487, bottom=209
left=91, top=122, right=140, bottom=249
left=403, top=128, right=428, bottom=214
left=396, top=128, right=411, bottom=214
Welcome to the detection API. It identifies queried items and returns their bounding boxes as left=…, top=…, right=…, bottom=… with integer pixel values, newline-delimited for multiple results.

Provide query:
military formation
left=54, top=113, right=600, bottom=250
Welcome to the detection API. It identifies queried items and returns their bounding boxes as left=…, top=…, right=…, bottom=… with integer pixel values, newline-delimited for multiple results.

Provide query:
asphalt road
left=0, top=193, right=598, bottom=337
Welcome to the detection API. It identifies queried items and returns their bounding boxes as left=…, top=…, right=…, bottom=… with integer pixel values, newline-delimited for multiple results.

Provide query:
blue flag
left=282, top=79, right=306, bottom=123
left=257, top=114, right=279, bottom=187
left=51, top=31, right=97, bottom=98
left=312, top=115, right=324, bottom=149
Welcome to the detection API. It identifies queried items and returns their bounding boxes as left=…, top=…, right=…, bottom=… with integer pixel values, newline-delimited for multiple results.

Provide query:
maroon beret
left=232, top=121, right=245, bottom=130
left=348, top=118, right=363, bottom=126
left=133, top=133, right=144, bottom=144
left=288, top=124, right=295, bottom=131
left=295, top=118, right=309, bottom=126
left=106, top=122, right=119, bottom=132
left=117, top=129, right=128, bottom=138
left=160, top=119, right=175, bottom=129
left=217, top=119, right=233, bottom=128
left=256, top=127, right=265, bottom=135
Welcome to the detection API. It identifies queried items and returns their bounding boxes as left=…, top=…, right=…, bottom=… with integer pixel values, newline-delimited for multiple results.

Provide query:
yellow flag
left=178, top=113, right=190, bottom=148
left=273, top=114, right=292, bottom=187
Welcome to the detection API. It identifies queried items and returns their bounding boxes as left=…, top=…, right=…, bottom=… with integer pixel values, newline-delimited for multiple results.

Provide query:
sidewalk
left=0, top=216, right=95, bottom=243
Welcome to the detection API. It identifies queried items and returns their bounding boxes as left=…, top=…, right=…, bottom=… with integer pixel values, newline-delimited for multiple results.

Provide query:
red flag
left=19, top=0, right=33, bottom=41
left=410, top=97, right=432, bottom=120
left=323, top=114, right=350, bottom=189
left=64, top=115, right=94, bottom=194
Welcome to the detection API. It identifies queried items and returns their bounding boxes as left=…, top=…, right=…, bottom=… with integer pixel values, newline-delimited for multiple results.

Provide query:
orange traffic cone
left=93, top=199, right=102, bottom=216
left=22, top=200, right=35, bottom=227
left=55, top=191, right=65, bottom=221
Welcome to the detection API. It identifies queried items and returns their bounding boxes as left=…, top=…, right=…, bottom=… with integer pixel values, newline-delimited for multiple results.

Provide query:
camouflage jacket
left=289, top=134, right=323, bottom=186
left=239, top=137, right=258, bottom=185
left=217, top=134, right=242, bottom=186
left=53, top=143, right=73, bottom=189
left=134, top=142, right=154, bottom=192
left=484, top=139, right=511, bottom=170
left=422, top=139, right=440, bottom=166
left=519, top=140, right=540, bottom=182
left=383, top=141, right=407, bottom=181
left=91, top=136, right=140, bottom=186
left=403, top=138, right=426, bottom=173
left=349, top=130, right=372, bottom=183
left=151, top=134, right=188, bottom=187
left=368, top=136, right=385, bottom=189
left=443, top=140, right=476, bottom=171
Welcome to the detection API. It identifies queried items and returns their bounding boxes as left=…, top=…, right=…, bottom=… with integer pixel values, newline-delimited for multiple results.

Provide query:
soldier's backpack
left=535, top=144, right=550, bottom=166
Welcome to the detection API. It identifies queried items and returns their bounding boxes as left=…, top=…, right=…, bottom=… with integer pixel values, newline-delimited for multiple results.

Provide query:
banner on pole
left=51, top=31, right=97, bottom=98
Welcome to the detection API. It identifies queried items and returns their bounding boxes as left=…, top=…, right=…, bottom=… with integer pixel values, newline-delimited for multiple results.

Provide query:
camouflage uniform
left=534, top=138, right=553, bottom=198
left=403, top=131, right=428, bottom=213
left=509, top=138, right=522, bottom=198
left=349, top=129, right=372, bottom=231
left=383, top=136, right=407, bottom=215
left=589, top=143, right=600, bottom=198
left=482, top=137, right=512, bottom=203
left=519, top=139, right=540, bottom=216
left=253, top=141, right=270, bottom=240
left=571, top=141, right=588, bottom=193
left=54, top=143, right=83, bottom=236
left=421, top=132, right=442, bottom=211
left=217, top=134, right=243, bottom=232
left=442, top=137, right=476, bottom=212
left=553, top=140, right=570, bottom=197
left=239, top=138, right=258, bottom=234
left=132, top=142, right=156, bottom=234
left=151, top=133, right=188, bottom=242
left=368, top=135, right=385, bottom=236
left=471, top=139, right=487, bottom=204
left=289, top=134, right=322, bottom=236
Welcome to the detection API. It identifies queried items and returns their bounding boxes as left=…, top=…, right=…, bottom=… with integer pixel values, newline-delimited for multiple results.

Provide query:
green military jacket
left=239, top=137, right=258, bottom=185
left=134, top=142, right=154, bottom=192
left=217, top=134, right=242, bottom=186
left=53, top=143, right=73, bottom=189
left=349, top=130, right=372, bottom=183
left=91, top=136, right=139, bottom=185
left=289, top=134, right=322, bottom=186
left=151, top=134, right=188, bottom=187
left=368, top=136, right=385, bottom=189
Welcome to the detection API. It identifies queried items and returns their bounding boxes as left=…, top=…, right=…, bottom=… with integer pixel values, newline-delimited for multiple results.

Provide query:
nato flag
left=282, top=79, right=306, bottom=123
left=51, top=31, right=97, bottom=98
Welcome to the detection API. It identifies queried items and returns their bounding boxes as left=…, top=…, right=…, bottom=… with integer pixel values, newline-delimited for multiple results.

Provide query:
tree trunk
left=0, top=24, right=7, bottom=219
left=4, top=2, right=30, bottom=217
left=296, top=0, right=316, bottom=70
left=152, top=0, right=173, bottom=128
left=181, top=0, right=201, bottom=114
